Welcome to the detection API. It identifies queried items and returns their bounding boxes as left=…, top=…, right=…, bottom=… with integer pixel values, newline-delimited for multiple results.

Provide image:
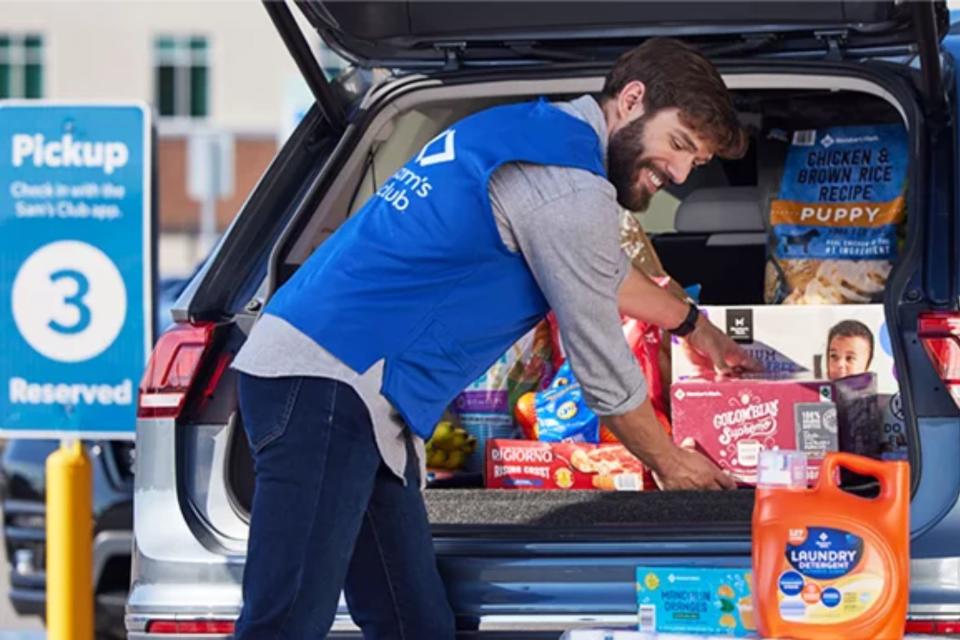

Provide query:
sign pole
left=45, top=438, right=94, bottom=640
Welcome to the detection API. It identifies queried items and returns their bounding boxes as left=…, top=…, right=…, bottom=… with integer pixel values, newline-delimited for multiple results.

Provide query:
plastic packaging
left=757, top=449, right=808, bottom=489
left=764, top=125, right=908, bottom=304
left=534, top=362, right=600, bottom=443
left=453, top=320, right=554, bottom=471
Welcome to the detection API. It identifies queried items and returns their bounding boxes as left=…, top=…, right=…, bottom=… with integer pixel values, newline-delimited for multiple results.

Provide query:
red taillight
left=146, top=619, right=236, bottom=634
left=906, top=618, right=960, bottom=635
left=919, top=312, right=960, bottom=409
left=138, top=322, right=215, bottom=419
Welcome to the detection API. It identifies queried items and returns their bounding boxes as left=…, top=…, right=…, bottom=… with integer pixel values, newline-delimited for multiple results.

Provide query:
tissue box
left=636, top=567, right=756, bottom=637
left=671, top=304, right=898, bottom=394
left=484, top=439, right=649, bottom=490
left=671, top=377, right=837, bottom=484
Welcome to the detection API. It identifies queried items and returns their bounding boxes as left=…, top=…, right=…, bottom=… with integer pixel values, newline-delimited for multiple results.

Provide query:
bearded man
left=231, top=37, right=760, bottom=640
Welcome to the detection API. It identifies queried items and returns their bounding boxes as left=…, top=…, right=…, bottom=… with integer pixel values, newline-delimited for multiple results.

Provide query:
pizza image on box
left=485, top=439, right=649, bottom=491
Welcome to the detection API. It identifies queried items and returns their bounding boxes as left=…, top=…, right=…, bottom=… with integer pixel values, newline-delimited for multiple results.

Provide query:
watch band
left=669, top=303, right=700, bottom=337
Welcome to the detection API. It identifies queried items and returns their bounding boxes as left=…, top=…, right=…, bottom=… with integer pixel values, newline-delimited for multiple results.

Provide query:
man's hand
left=604, top=398, right=736, bottom=491
left=617, top=267, right=762, bottom=376
left=683, top=313, right=763, bottom=376
left=649, top=445, right=737, bottom=491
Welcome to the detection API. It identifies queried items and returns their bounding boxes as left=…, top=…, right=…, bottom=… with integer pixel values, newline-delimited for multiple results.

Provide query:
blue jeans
left=233, top=373, right=456, bottom=639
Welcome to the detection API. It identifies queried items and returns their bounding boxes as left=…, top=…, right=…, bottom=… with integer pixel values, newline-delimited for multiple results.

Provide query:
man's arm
left=618, top=266, right=762, bottom=375
left=492, top=169, right=734, bottom=490
left=617, top=263, right=690, bottom=328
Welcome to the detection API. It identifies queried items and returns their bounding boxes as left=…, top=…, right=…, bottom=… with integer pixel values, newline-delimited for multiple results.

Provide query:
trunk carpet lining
left=424, top=489, right=755, bottom=528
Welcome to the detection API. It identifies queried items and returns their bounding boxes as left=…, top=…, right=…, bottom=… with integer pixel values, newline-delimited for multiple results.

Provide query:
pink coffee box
left=671, top=376, right=837, bottom=485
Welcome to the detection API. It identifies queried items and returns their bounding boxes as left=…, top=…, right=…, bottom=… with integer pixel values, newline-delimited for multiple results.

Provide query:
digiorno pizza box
left=485, top=439, right=652, bottom=491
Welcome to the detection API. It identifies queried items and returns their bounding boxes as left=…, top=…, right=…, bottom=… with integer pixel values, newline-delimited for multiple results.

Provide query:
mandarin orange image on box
left=636, top=566, right=756, bottom=637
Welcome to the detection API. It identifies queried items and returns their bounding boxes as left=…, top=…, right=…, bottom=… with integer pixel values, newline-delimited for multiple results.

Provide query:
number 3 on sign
left=47, top=269, right=92, bottom=335
left=12, top=240, right=127, bottom=363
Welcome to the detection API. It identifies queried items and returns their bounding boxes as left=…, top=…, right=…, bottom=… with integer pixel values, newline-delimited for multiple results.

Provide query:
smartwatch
left=669, top=303, right=700, bottom=338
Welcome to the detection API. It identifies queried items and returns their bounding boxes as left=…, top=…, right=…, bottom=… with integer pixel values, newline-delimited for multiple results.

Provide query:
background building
left=1, top=2, right=345, bottom=276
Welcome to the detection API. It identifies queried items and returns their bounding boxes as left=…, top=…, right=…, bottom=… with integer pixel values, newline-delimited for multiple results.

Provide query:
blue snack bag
left=534, top=362, right=600, bottom=443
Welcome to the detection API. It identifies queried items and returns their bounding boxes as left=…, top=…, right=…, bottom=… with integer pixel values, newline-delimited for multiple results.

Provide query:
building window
left=0, top=34, right=44, bottom=99
left=154, top=35, right=209, bottom=118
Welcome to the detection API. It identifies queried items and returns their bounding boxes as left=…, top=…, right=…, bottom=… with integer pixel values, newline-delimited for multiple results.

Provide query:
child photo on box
left=826, top=319, right=875, bottom=381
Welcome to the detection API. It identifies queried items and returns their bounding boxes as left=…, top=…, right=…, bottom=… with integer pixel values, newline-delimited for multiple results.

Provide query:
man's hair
left=600, top=38, right=747, bottom=160
left=828, top=320, right=875, bottom=366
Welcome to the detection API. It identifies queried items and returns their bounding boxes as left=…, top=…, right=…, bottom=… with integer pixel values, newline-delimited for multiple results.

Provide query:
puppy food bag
left=765, top=124, right=908, bottom=304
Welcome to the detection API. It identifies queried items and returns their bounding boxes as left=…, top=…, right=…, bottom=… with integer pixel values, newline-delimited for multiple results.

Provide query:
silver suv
left=127, top=1, right=960, bottom=637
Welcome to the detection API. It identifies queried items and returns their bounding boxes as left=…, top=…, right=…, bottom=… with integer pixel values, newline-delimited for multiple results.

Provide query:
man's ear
left=618, top=80, right=647, bottom=121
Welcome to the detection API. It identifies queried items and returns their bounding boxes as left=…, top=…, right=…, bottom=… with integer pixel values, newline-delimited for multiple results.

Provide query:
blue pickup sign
left=0, top=102, right=153, bottom=438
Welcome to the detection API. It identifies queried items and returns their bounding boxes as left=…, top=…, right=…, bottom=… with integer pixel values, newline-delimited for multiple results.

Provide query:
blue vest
left=266, top=99, right=606, bottom=438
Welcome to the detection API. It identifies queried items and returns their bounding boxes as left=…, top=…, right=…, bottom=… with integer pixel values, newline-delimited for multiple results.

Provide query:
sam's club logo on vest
left=785, top=527, right=863, bottom=579
left=375, top=129, right=455, bottom=213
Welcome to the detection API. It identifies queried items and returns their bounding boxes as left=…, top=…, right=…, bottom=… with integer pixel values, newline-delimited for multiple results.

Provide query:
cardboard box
left=636, top=567, right=756, bottom=637
left=879, top=392, right=908, bottom=461
left=484, top=439, right=649, bottom=491
left=671, top=304, right=898, bottom=395
left=833, top=373, right=909, bottom=462
left=671, top=377, right=837, bottom=484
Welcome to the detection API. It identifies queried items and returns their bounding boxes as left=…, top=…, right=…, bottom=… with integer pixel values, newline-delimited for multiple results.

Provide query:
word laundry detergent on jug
left=752, top=451, right=909, bottom=639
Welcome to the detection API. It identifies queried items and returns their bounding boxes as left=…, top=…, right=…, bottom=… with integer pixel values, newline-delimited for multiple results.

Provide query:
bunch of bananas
left=425, top=420, right=477, bottom=470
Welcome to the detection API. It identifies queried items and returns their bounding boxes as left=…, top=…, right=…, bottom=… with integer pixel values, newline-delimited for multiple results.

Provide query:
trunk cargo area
left=221, top=69, right=913, bottom=537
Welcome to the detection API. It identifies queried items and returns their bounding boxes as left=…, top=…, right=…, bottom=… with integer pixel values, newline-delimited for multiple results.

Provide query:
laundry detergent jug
left=752, top=451, right=909, bottom=640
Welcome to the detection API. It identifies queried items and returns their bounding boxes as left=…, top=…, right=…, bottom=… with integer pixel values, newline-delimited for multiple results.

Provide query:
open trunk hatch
left=294, top=0, right=947, bottom=71
left=266, top=0, right=947, bottom=146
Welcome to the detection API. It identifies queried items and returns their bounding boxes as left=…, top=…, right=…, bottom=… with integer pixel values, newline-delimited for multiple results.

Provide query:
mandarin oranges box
left=635, top=566, right=757, bottom=637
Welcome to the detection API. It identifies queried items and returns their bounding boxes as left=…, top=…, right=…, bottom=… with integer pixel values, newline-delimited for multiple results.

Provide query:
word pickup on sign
left=12, top=133, right=130, bottom=175
left=0, top=102, right=153, bottom=439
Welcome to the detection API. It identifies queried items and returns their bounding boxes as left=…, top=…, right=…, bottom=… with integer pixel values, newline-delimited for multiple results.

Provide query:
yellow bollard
left=45, top=439, right=93, bottom=640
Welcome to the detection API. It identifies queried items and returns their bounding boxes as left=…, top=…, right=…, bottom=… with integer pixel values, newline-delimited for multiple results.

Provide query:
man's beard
left=607, top=115, right=657, bottom=212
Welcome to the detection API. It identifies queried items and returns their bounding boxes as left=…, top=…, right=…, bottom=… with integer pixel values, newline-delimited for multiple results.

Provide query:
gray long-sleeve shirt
left=232, top=95, right=648, bottom=484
